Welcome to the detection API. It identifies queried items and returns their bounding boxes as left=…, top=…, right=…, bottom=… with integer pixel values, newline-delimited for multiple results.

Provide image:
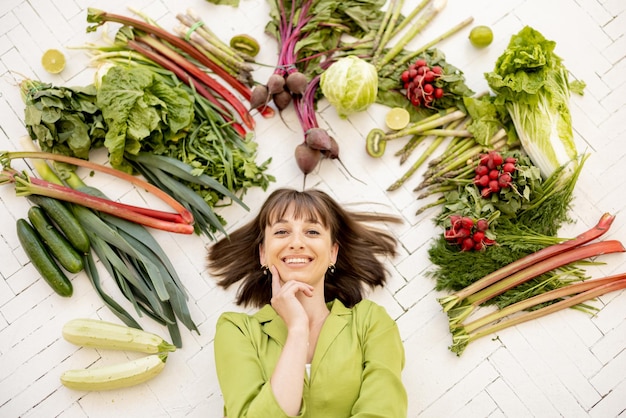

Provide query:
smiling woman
left=207, top=188, right=407, bottom=417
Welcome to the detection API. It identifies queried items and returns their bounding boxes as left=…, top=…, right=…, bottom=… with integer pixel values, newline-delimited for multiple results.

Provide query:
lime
left=385, top=107, right=410, bottom=131
left=469, top=26, right=493, bottom=48
left=41, top=49, right=66, bottom=74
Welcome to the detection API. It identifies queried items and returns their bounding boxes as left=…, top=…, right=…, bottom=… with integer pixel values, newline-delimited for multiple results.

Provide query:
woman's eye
left=274, top=229, right=288, bottom=235
left=307, top=229, right=320, bottom=235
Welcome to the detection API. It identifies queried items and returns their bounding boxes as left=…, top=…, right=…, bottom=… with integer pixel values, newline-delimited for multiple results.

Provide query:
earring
left=261, top=265, right=269, bottom=275
left=328, top=263, right=335, bottom=274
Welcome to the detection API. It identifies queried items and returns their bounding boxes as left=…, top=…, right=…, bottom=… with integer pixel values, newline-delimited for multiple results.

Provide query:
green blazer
left=214, top=298, right=407, bottom=417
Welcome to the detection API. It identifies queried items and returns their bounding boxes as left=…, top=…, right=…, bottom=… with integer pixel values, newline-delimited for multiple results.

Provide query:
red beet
left=249, top=84, right=269, bottom=110
left=305, top=127, right=332, bottom=151
left=294, top=143, right=322, bottom=174
left=267, top=73, right=286, bottom=95
left=285, top=70, right=308, bottom=95
left=272, top=89, right=292, bottom=110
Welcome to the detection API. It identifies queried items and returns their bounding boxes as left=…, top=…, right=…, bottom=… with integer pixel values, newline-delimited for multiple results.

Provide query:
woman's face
left=259, top=206, right=338, bottom=287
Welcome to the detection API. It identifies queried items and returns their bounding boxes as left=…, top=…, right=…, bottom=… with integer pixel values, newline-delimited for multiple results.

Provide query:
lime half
left=469, top=26, right=493, bottom=48
left=385, top=107, right=410, bottom=131
left=41, top=49, right=66, bottom=74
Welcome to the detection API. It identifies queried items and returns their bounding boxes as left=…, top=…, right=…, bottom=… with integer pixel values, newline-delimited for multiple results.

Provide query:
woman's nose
left=288, top=232, right=305, bottom=248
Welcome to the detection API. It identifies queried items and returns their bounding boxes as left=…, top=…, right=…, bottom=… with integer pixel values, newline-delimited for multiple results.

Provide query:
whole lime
left=469, top=26, right=493, bottom=48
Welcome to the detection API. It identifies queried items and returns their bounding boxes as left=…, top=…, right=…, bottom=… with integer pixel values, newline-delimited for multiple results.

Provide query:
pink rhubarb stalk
left=11, top=171, right=194, bottom=234
left=467, top=240, right=625, bottom=307
left=464, top=272, right=626, bottom=334
left=450, top=274, right=626, bottom=356
left=4, top=151, right=194, bottom=226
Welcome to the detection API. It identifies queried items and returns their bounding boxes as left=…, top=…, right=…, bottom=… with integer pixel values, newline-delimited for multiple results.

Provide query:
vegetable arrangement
left=439, top=214, right=626, bottom=355
left=2, top=146, right=199, bottom=347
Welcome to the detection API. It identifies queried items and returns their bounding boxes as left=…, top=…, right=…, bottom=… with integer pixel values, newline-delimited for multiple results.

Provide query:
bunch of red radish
left=473, top=151, right=517, bottom=198
left=444, top=215, right=495, bottom=252
left=400, top=58, right=445, bottom=108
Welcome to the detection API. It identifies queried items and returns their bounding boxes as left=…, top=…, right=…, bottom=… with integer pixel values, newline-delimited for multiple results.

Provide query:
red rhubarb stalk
left=466, top=240, right=626, bottom=307
left=450, top=274, right=626, bottom=356
left=469, top=276, right=626, bottom=341
left=464, top=272, right=626, bottom=334
left=3, top=151, right=194, bottom=225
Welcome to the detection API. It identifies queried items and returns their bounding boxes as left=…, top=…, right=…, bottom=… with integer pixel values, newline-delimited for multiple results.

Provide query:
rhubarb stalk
left=448, top=239, right=625, bottom=327
left=1, top=150, right=195, bottom=231
left=450, top=274, right=626, bottom=355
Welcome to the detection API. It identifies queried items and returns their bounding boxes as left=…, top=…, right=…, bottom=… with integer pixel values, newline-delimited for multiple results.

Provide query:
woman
left=208, top=188, right=408, bottom=417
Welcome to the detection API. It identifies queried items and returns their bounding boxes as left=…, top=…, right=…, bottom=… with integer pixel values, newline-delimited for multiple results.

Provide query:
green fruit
left=469, top=26, right=493, bottom=48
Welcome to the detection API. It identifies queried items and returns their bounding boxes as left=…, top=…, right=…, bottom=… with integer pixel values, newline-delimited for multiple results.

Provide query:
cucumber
left=16, top=218, right=73, bottom=297
left=27, top=206, right=84, bottom=273
left=27, top=195, right=90, bottom=253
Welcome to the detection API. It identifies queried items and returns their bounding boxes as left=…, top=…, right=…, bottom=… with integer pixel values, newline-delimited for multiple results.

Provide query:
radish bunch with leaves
left=401, top=58, right=444, bottom=108
left=444, top=215, right=495, bottom=252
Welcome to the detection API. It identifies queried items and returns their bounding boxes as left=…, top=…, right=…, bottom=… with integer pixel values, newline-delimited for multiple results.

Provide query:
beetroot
left=267, top=73, right=286, bottom=95
left=305, top=127, right=332, bottom=151
left=285, top=70, right=308, bottom=95
left=322, top=136, right=340, bottom=159
left=295, top=143, right=322, bottom=174
left=249, top=84, right=269, bottom=110
left=272, top=89, right=292, bottom=110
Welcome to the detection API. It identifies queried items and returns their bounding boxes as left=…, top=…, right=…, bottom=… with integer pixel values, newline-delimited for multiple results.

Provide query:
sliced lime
left=385, top=107, right=410, bottom=131
left=41, top=49, right=66, bottom=74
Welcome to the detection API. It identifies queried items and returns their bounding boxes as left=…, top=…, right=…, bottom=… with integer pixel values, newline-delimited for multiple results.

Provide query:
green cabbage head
left=320, top=56, right=378, bottom=118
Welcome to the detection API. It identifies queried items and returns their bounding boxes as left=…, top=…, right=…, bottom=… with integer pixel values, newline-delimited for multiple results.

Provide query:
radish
left=476, top=218, right=489, bottom=232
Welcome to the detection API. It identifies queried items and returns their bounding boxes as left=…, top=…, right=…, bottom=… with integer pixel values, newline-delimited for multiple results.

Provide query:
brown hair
left=206, top=188, right=403, bottom=308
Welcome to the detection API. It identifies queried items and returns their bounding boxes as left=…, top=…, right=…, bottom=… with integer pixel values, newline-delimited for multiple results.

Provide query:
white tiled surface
left=1, top=0, right=625, bottom=417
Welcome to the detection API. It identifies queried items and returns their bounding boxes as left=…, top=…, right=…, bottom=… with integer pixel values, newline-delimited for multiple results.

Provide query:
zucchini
left=28, top=206, right=84, bottom=273
left=62, top=318, right=176, bottom=354
left=60, top=353, right=168, bottom=391
left=27, top=195, right=90, bottom=253
left=16, top=218, right=73, bottom=297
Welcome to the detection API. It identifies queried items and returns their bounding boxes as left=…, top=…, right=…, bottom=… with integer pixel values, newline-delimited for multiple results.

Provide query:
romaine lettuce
left=485, top=26, right=585, bottom=180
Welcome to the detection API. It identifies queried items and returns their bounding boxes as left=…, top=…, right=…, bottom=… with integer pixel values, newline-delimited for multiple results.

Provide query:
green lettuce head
left=320, top=56, right=378, bottom=118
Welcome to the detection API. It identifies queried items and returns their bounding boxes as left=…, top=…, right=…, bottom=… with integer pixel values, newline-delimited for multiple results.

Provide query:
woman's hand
left=269, top=265, right=313, bottom=332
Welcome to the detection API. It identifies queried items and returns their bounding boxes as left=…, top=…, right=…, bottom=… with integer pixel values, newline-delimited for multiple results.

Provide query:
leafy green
left=320, top=56, right=379, bottom=118
left=21, top=80, right=106, bottom=160
left=484, top=26, right=585, bottom=180
left=96, top=65, right=195, bottom=173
